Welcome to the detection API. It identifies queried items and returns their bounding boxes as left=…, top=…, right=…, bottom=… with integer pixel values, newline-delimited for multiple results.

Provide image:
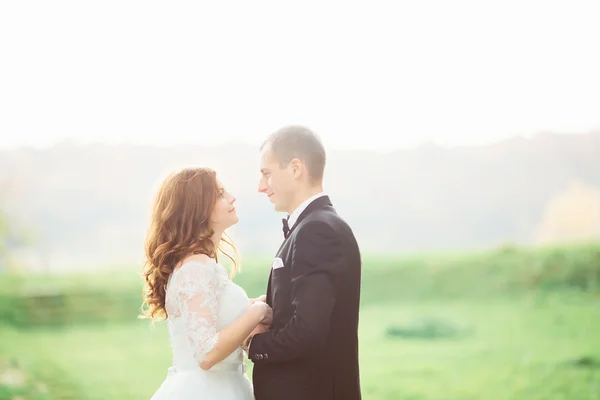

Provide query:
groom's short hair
left=261, top=125, right=326, bottom=183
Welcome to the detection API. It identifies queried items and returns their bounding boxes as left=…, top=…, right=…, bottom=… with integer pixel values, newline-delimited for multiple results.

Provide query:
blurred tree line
left=536, top=181, right=600, bottom=244
left=0, top=177, right=35, bottom=272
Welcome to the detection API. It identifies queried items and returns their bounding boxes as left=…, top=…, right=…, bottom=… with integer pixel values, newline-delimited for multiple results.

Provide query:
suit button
left=264, top=354, right=269, bottom=360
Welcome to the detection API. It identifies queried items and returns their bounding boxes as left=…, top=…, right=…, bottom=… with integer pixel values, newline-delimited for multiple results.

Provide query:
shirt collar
left=287, top=192, right=327, bottom=228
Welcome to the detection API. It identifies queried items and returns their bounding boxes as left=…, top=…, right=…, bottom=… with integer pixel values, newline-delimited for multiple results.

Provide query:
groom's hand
left=243, top=323, right=269, bottom=352
left=252, top=323, right=270, bottom=336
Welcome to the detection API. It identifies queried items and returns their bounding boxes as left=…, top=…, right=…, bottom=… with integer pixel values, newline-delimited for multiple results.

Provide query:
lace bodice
left=164, top=259, right=250, bottom=371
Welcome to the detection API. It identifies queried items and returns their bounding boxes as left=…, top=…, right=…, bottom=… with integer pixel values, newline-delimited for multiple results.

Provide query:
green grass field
left=1, top=244, right=600, bottom=399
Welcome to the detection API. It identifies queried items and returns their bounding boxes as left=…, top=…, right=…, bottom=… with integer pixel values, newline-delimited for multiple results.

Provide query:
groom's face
left=258, top=146, right=295, bottom=213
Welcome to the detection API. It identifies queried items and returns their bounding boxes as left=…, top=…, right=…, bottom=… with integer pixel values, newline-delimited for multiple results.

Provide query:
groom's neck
left=287, top=185, right=324, bottom=215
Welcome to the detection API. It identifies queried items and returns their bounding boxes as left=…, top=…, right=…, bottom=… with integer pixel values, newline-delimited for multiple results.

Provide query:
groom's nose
left=258, top=180, right=267, bottom=193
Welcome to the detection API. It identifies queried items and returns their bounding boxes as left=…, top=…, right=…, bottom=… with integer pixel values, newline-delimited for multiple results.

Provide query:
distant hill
left=1, top=131, right=600, bottom=271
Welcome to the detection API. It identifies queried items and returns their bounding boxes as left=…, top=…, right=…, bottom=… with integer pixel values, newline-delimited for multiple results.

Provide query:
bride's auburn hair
left=140, top=167, right=238, bottom=321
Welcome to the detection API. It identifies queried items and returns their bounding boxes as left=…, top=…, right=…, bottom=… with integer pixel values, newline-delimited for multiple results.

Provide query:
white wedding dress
left=150, top=259, right=254, bottom=400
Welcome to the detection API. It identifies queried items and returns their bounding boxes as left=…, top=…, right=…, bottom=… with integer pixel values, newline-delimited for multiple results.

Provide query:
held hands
left=243, top=299, right=272, bottom=352
left=249, top=295, right=271, bottom=326
left=243, top=323, right=270, bottom=353
left=250, top=323, right=270, bottom=336
left=260, top=302, right=273, bottom=327
left=249, top=295, right=266, bottom=305
left=251, top=299, right=272, bottom=327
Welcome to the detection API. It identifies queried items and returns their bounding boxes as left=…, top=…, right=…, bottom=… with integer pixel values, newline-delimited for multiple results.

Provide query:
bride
left=140, top=167, right=270, bottom=399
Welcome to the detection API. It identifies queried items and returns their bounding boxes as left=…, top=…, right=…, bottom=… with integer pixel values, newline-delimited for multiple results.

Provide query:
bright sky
left=1, top=0, right=599, bottom=151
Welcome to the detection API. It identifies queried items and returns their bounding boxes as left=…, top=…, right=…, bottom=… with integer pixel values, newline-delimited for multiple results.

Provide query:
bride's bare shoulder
left=175, top=254, right=215, bottom=271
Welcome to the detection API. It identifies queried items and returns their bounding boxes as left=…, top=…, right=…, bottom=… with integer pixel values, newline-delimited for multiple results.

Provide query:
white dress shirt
left=287, top=192, right=327, bottom=229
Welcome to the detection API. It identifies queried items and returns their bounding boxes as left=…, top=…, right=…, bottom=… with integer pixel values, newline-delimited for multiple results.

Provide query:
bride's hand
left=249, top=295, right=266, bottom=305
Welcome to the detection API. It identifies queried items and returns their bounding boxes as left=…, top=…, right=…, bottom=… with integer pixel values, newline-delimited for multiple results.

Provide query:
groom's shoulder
left=298, top=207, right=352, bottom=233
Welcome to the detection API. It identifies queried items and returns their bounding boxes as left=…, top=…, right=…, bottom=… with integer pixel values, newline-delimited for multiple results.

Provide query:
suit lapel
left=266, top=269, right=273, bottom=305
left=287, top=195, right=332, bottom=236
left=266, top=195, right=333, bottom=305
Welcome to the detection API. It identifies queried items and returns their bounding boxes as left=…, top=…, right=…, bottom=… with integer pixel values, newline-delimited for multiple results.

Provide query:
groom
left=245, top=125, right=362, bottom=400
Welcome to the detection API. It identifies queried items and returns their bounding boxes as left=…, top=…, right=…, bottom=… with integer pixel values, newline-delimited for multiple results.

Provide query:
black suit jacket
left=248, top=195, right=362, bottom=400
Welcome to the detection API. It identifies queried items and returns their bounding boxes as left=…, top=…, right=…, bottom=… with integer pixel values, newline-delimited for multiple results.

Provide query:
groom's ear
left=289, top=158, right=303, bottom=179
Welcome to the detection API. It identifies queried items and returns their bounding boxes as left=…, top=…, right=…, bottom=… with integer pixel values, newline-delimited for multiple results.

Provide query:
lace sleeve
left=175, top=261, right=224, bottom=365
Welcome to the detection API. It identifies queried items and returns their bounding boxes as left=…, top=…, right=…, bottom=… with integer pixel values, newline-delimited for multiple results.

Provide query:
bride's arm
left=200, top=302, right=270, bottom=370
left=177, top=264, right=271, bottom=370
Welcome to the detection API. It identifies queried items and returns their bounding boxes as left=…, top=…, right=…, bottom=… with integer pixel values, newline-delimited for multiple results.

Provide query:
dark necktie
left=282, top=216, right=290, bottom=239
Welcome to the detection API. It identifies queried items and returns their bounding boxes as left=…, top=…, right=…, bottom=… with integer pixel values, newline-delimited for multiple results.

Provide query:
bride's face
left=209, top=181, right=238, bottom=231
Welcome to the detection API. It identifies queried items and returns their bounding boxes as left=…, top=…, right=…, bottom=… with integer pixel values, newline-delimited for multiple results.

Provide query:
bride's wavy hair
left=140, top=167, right=238, bottom=321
